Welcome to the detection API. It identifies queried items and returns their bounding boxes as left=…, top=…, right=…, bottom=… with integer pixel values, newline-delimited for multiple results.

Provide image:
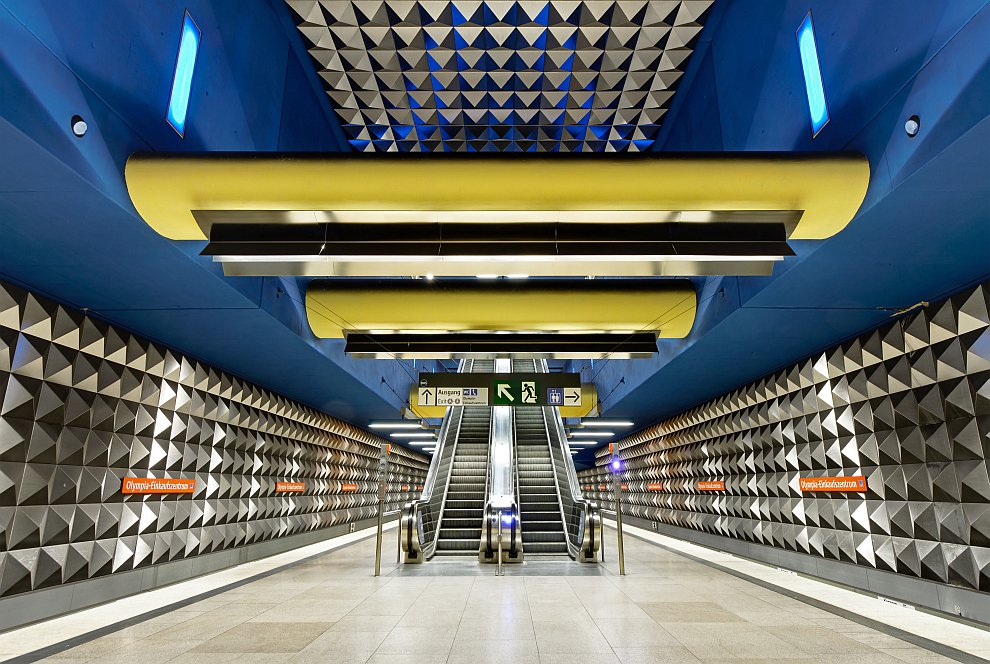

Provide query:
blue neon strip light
left=796, top=12, right=828, bottom=137
left=167, top=12, right=201, bottom=137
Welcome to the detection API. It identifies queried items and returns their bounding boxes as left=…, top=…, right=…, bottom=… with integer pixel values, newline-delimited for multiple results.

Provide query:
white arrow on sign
left=497, top=384, right=514, bottom=402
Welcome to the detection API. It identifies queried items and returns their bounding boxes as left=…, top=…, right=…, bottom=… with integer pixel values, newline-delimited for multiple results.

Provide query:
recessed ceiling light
left=580, top=420, right=633, bottom=428
left=570, top=431, right=613, bottom=437
left=369, top=421, right=423, bottom=429
left=905, top=115, right=920, bottom=138
left=796, top=12, right=829, bottom=137
left=70, top=115, right=88, bottom=137
left=166, top=11, right=201, bottom=137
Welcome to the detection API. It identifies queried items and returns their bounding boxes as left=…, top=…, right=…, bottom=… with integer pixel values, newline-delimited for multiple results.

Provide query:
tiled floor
left=4, top=527, right=986, bottom=663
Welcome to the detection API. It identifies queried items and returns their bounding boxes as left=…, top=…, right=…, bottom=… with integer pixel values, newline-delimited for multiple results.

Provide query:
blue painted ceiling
left=0, top=0, right=987, bottom=465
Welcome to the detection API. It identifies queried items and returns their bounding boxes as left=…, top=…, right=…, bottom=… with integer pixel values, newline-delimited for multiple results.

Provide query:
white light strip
left=408, top=440, right=438, bottom=446
left=369, top=422, right=423, bottom=429
left=569, top=431, right=614, bottom=437
left=390, top=432, right=436, bottom=438
left=580, top=420, right=634, bottom=427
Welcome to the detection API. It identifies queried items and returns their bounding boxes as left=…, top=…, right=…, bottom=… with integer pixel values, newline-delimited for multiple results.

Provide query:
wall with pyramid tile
left=580, top=282, right=990, bottom=599
left=0, top=279, right=428, bottom=599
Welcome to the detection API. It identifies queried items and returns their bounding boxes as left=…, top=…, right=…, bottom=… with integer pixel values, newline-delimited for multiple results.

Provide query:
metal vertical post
left=396, top=509, right=402, bottom=564
left=497, top=512, right=503, bottom=577
left=612, top=457, right=625, bottom=576
left=374, top=443, right=387, bottom=577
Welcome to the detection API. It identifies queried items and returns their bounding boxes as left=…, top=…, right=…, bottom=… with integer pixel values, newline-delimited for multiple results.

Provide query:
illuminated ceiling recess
left=125, top=153, right=869, bottom=357
left=285, top=0, right=714, bottom=153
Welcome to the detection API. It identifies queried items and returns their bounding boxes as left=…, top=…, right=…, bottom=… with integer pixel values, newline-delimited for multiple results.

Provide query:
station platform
left=2, top=523, right=986, bottom=664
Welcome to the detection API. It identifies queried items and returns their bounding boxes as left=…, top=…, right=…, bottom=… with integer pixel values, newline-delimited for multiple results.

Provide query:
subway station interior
left=0, top=1, right=989, bottom=662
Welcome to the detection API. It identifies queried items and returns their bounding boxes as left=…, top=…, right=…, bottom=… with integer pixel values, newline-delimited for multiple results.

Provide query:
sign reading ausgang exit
left=417, top=373, right=581, bottom=407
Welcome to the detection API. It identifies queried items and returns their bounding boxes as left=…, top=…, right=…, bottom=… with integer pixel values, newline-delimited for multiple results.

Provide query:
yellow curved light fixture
left=125, top=153, right=870, bottom=242
left=305, top=280, right=697, bottom=339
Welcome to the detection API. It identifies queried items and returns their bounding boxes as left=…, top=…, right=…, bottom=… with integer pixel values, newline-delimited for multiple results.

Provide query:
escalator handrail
left=512, top=406, right=522, bottom=538
left=410, top=359, right=471, bottom=559
left=538, top=359, right=599, bottom=560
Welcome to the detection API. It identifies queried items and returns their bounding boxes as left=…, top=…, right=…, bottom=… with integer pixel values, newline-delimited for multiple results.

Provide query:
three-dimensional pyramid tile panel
left=0, top=279, right=428, bottom=599
left=286, top=0, right=714, bottom=152
left=580, top=282, right=990, bottom=592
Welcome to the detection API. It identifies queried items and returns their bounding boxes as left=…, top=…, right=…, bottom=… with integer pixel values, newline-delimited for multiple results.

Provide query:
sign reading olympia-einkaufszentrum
left=417, top=373, right=581, bottom=407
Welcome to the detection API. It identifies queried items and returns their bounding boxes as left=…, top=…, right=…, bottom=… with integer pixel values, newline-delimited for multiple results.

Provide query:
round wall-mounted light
left=904, top=115, right=920, bottom=138
left=70, top=115, right=88, bottom=137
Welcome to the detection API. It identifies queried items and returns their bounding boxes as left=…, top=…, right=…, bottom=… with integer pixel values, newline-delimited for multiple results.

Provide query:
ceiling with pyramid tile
left=286, top=0, right=714, bottom=152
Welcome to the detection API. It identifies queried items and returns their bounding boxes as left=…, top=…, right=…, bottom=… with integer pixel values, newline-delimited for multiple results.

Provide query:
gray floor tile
left=26, top=523, right=966, bottom=664
left=640, top=601, right=746, bottom=624
left=189, top=622, right=332, bottom=653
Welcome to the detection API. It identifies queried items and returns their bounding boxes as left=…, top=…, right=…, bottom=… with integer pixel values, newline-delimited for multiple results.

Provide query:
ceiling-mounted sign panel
left=417, top=372, right=582, bottom=407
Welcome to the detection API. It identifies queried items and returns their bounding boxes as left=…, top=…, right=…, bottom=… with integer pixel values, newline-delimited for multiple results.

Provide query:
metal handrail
left=538, top=359, right=601, bottom=562
left=424, top=358, right=474, bottom=558
left=512, top=406, right=522, bottom=542
left=402, top=359, right=470, bottom=562
left=480, top=359, right=521, bottom=563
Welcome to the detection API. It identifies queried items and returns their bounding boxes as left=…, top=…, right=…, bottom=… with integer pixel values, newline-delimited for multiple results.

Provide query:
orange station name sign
left=646, top=482, right=664, bottom=491
left=341, top=483, right=359, bottom=493
left=697, top=480, right=725, bottom=491
left=122, top=477, right=195, bottom=495
left=276, top=482, right=305, bottom=493
left=799, top=475, right=867, bottom=492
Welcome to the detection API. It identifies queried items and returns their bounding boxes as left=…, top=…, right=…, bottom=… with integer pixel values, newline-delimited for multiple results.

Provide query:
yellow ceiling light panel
left=125, top=153, right=869, bottom=241
left=306, top=280, right=696, bottom=339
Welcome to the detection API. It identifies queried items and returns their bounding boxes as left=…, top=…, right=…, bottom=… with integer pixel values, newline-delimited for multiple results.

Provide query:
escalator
left=434, top=405, right=490, bottom=555
left=401, top=358, right=598, bottom=565
left=512, top=359, right=569, bottom=555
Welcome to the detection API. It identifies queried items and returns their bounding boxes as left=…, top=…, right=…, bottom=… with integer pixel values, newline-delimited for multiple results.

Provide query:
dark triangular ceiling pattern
left=286, top=0, right=713, bottom=152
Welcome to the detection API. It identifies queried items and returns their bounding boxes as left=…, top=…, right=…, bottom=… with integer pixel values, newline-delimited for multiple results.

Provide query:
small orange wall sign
left=598, top=484, right=608, bottom=491
left=799, top=475, right=867, bottom=492
left=276, top=482, right=305, bottom=493
left=341, top=483, right=359, bottom=493
left=697, top=480, right=725, bottom=491
left=646, top=482, right=664, bottom=491
left=620, top=483, right=629, bottom=491
left=400, top=485, right=410, bottom=491
left=122, top=477, right=195, bottom=494
left=416, top=484, right=423, bottom=490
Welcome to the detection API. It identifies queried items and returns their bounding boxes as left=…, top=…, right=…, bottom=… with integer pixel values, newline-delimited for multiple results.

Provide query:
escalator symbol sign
left=521, top=381, right=538, bottom=404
